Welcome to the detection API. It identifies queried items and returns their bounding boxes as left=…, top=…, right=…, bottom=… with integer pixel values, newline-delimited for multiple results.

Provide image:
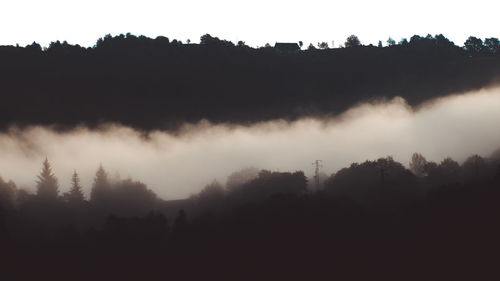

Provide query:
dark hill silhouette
left=1, top=33, right=500, bottom=130
left=1, top=152, right=500, bottom=280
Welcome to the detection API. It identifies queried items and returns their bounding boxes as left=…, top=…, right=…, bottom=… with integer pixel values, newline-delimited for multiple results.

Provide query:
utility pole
left=312, top=160, right=323, bottom=190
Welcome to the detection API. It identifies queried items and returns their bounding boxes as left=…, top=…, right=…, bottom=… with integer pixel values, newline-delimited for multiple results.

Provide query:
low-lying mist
left=1, top=87, right=500, bottom=199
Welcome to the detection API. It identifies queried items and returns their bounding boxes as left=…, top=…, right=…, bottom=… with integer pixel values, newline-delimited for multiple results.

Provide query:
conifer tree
left=36, top=158, right=59, bottom=199
left=90, top=164, right=109, bottom=205
left=67, top=170, right=84, bottom=203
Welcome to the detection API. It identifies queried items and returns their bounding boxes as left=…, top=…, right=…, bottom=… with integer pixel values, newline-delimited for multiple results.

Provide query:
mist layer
left=1, top=87, right=500, bottom=199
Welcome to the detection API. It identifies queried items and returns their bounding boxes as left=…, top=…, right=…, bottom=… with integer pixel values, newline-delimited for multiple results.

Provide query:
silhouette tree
left=462, top=154, right=487, bottom=179
left=46, top=40, right=85, bottom=56
left=298, top=41, right=303, bottom=48
left=345, top=35, right=361, bottom=47
left=229, top=170, right=307, bottom=202
left=484, top=38, right=500, bottom=54
left=36, top=158, right=59, bottom=200
left=25, top=41, right=42, bottom=53
left=195, top=180, right=225, bottom=210
left=200, top=34, right=214, bottom=45
left=154, top=35, right=170, bottom=46
left=226, top=167, right=260, bottom=190
left=198, top=180, right=225, bottom=200
left=435, top=34, right=456, bottom=49
left=109, top=178, right=157, bottom=216
left=0, top=177, right=17, bottom=209
left=90, top=164, right=110, bottom=205
left=325, top=157, right=418, bottom=201
left=64, top=170, right=84, bottom=203
left=429, top=157, right=461, bottom=185
left=410, top=35, right=423, bottom=44
left=464, top=36, right=484, bottom=54
left=317, top=42, right=329, bottom=49
left=387, top=37, right=396, bottom=46
left=439, top=157, right=460, bottom=172
left=307, top=43, right=316, bottom=50
left=409, top=153, right=428, bottom=177
left=200, top=33, right=234, bottom=47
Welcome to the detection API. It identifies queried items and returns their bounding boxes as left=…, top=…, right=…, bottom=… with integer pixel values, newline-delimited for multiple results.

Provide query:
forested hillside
left=1, top=33, right=499, bottom=129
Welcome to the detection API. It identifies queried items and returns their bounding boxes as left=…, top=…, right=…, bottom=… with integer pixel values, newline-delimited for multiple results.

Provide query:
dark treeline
left=1, top=33, right=500, bottom=130
left=1, top=150, right=500, bottom=280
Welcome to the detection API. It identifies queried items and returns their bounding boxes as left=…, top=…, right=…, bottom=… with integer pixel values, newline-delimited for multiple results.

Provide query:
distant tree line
left=1, top=150, right=499, bottom=218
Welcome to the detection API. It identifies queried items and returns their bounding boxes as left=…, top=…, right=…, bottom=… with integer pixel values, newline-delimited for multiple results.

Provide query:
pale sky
left=1, top=0, right=499, bottom=48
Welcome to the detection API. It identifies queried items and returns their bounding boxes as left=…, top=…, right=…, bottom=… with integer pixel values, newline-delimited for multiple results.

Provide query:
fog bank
left=1, top=87, right=500, bottom=199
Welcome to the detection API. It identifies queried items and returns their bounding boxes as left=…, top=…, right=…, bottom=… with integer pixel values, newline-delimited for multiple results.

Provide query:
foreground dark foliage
left=1, top=155, right=500, bottom=280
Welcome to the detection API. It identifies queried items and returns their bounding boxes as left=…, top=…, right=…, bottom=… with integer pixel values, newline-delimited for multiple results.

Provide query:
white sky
left=1, top=0, right=499, bottom=48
